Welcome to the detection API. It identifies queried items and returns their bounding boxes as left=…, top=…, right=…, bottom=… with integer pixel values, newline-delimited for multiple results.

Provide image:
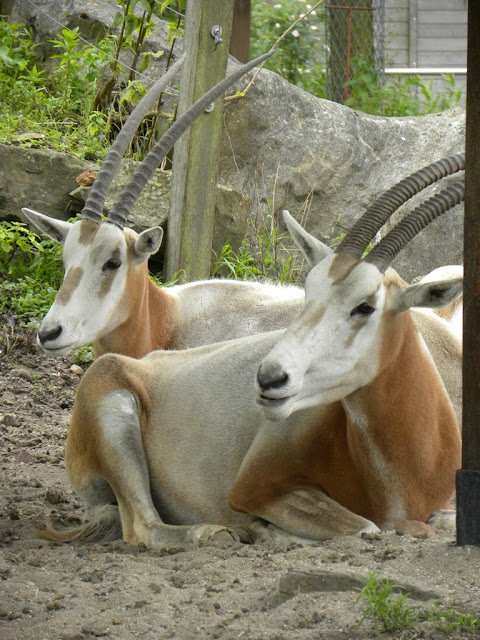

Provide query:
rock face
left=0, top=143, right=90, bottom=221
left=2, top=0, right=465, bottom=280
left=0, top=144, right=250, bottom=260
left=220, top=65, right=465, bottom=280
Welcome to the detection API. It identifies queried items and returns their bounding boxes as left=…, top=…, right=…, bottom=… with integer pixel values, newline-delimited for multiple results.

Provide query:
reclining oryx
left=41, top=183, right=463, bottom=547
left=22, top=51, right=305, bottom=359
left=22, top=57, right=463, bottom=390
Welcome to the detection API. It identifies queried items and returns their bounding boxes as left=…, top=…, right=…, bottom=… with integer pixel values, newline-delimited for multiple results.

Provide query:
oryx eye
left=351, top=302, right=375, bottom=317
left=102, top=258, right=121, bottom=272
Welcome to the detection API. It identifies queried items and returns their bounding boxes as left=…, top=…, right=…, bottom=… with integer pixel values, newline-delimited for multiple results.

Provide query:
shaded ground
left=1, top=327, right=480, bottom=640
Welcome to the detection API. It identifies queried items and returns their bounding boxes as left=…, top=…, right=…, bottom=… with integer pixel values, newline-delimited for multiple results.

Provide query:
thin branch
left=225, top=0, right=326, bottom=102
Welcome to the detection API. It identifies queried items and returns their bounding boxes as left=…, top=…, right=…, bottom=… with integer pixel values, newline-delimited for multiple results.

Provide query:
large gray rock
left=0, top=143, right=92, bottom=221
left=0, top=144, right=250, bottom=260
left=221, top=65, right=465, bottom=280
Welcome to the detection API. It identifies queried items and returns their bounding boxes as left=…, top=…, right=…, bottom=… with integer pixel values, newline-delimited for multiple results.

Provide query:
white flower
left=274, top=3, right=282, bottom=7
left=275, top=22, right=281, bottom=28
left=311, top=24, right=318, bottom=31
left=292, top=29, right=300, bottom=37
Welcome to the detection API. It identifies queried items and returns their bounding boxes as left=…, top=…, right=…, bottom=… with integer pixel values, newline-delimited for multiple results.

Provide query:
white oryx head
left=256, top=163, right=464, bottom=422
left=20, top=212, right=163, bottom=356
left=22, top=50, right=273, bottom=356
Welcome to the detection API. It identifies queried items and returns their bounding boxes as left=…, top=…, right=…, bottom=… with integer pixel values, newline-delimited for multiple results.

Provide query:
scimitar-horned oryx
left=22, top=73, right=464, bottom=368
left=23, top=146, right=465, bottom=424
left=21, top=50, right=308, bottom=359
left=39, top=179, right=463, bottom=548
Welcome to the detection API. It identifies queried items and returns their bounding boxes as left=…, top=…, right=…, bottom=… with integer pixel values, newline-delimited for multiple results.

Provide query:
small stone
left=14, top=368, right=34, bottom=383
left=45, top=490, right=68, bottom=505
left=75, top=169, right=97, bottom=186
left=69, top=364, right=84, bottom=376
left=14, top=450, right=35, bottom=463
left=395, top=519, right=437, bottom=539
left=3, top=414, right=19, bottom=427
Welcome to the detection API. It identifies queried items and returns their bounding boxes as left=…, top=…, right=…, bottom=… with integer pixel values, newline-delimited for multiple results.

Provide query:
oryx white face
left=256, top=252, right=386, bottom=421
left=37, top=219, right=132, bottom=356
left=22, top=208, right=163, bottom=357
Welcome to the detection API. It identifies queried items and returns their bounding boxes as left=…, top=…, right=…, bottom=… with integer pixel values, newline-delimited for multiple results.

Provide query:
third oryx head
left=256, top=162, right=464, bottom=422
left=22, top=51, right=273, bottom=357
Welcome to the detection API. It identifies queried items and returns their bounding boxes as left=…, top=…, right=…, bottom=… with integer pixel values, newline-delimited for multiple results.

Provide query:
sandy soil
left=1, top=326, right=480, bottom=640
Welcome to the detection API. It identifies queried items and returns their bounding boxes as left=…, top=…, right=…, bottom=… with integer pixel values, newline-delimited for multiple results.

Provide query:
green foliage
left=356, top=573, right=480, bottom=638
left=213, top=215, right=301, bottom=284
left=424, top=604, right=480, bottom=635
left=71, top=344, right=94, bottom=365
left=0, top=221, right=63, bottom=325
left=356, top=573, right=418, bottom=635
left=0, top=2, right=185, bottom=161
left=345, top=58, right=463, bottom=116
left=251, top=0, right=325, bottom=96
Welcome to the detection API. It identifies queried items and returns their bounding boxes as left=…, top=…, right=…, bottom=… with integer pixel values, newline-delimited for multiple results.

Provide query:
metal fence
left=325, top=0, right=385, bottom=104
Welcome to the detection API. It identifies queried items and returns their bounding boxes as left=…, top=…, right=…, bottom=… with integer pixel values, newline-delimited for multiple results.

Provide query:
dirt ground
left=1, top=327, right=480, bottom=640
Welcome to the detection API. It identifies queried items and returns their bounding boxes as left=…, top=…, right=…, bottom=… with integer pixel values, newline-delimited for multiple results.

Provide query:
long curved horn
left=80, top=53, right=186, bottom=223
left=106, top=50, right=274, bottom=228
left=337, top=153, right=465, bottom=258
left=364, top=181, right=464, bottom=272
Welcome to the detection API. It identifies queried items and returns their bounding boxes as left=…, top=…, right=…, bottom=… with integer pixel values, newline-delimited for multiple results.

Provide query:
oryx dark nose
left=38, top=325, right=62, bottom=345
left=256, top=364, right=289, bottom=393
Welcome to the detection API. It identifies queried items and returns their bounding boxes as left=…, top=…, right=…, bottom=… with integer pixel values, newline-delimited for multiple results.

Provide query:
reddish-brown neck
left=93, top=266, right=177, bottom=359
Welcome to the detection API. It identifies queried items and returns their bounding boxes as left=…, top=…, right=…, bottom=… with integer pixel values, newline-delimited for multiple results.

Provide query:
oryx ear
left=391, top=277, right=463, bottom=313
left=283, top=210, right=332, bottom=267
left=132, top=227, right=164, bottom=264
left=22, top=208, right=73, bottom=243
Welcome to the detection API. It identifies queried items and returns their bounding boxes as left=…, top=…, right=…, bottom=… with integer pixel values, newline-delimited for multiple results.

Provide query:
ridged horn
left=80, top=53, right=186, bottom=223
left=365, top=181, right=464, bottom=273
left=337, top=153, right=465, bottom=258
left=106, top=50, right=274, bottom=228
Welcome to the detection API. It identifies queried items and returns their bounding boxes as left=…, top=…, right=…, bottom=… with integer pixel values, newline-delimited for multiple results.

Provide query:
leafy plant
left=356, top=573, right=418, bottom=635
left=213, top=215, right=302, bottom=284
left=71, top=344, right=94, bottom=365
left=345, top=58, right=463, bottom=116
left=0, top=221, right=63, bottom=324
left=356, top=572, right=480, bottom=638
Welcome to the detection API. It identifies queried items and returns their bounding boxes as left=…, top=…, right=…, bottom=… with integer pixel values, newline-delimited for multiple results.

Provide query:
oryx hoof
left=188, top=524, right=241, bottom=546
left=428, top=509, right=456, bottom=531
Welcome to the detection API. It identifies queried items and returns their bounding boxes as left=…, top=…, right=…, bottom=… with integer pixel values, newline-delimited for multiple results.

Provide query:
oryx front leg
left=97, top=389, right=167, bottom=546
left=230, top=486, right=379, bottom=542
left=97, top=390, right=243, bottom=548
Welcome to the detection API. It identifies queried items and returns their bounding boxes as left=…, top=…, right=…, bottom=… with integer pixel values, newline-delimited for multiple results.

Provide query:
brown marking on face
left=328, top=253, right=359, bottom=284
left=93, top=242, right=178, bottom=358
left=300, top=301, right=326, bottom=331
left=98, top=248, right=121, bottom=300
left=56, top=266, right=84, bottom=305
left=78, top=219, right=100, bottom=245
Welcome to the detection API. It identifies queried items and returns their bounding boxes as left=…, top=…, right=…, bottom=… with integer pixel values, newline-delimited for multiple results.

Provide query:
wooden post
left=230, top=0, right=250, bottom=62
left=165, top=0, right=235, bottom=282
left=456, top=0, right=480, bottom=547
